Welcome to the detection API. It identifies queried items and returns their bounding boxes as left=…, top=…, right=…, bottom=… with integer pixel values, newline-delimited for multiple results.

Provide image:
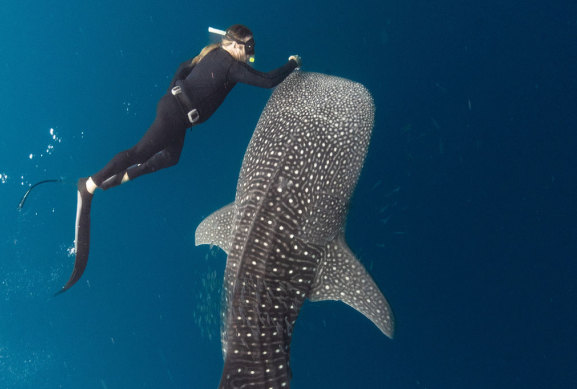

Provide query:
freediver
left=58, top=24, right=302, bottom=294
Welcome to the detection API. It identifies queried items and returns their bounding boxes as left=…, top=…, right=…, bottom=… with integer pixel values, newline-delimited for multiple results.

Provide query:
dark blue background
left=1, top=0, right=575, bottom=388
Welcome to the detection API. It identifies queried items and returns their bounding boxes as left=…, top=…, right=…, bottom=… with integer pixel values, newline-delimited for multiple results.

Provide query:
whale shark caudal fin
left=309, top=235, right=395, bottom=338
left=55, top=178, right=92, bottom=295
left=195, top=205, right=394, bottom=338
left=195, top=203, right=236, bottom=255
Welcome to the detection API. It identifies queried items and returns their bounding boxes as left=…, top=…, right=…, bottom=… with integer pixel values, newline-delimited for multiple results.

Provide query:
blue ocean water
left=1, top=0, right=575, bottom=388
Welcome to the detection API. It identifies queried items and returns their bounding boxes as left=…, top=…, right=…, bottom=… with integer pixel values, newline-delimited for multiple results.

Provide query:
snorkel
left=209, top=26, right=255, bottom=63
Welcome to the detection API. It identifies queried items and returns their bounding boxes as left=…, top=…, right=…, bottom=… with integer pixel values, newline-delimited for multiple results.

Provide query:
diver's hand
left=289, top=55, right=302, bottom=68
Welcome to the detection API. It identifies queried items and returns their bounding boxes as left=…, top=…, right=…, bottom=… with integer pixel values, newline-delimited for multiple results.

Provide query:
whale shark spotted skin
left=196, top=71, right=394, bottom=388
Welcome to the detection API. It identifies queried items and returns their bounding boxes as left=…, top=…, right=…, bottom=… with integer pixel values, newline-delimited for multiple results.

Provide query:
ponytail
left=190, top=43, right=220, bottom=66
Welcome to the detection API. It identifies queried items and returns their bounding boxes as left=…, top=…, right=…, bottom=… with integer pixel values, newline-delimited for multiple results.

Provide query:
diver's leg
left=89, top=121, right=165, bottom=188
left=98, top=172, right=128, bottom=191
left=125, top=133, right=185, bottom=181
left=99, top=132, right=185, bottom=190
left=67, top=133, right=157, bottom=289
left=88, top=114, right=183, bottom=192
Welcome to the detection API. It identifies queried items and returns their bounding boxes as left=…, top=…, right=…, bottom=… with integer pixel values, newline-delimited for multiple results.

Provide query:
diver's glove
left=289, top=55, right=302, bottom=68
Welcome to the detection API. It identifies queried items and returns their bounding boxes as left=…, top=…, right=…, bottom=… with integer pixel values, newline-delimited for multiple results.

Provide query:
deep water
left=1, top=1, right=576, bottom=388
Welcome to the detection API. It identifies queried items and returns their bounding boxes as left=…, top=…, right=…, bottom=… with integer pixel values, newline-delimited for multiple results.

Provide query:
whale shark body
left=196, top=71, right=394, bottom=388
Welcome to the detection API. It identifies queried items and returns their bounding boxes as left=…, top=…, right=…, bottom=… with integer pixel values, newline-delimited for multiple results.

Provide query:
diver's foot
left=77, top=177, right=94, bottom=202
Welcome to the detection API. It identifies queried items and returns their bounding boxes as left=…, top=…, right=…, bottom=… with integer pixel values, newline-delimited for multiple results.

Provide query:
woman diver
left=58, top=24, right=302, bottom=294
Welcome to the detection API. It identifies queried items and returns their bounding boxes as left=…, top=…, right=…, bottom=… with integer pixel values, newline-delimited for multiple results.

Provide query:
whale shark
left=195, top=71, right=394, bottom=388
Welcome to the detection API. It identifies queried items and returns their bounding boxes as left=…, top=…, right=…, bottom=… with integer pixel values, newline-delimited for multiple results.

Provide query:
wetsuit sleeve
left=229, top=59, right=298, bottom=88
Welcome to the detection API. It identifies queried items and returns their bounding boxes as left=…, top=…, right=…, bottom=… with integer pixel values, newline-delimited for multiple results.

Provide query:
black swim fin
left=17, top=179, right=61, bottom=210
left=55, top=178, right=93, bottom=295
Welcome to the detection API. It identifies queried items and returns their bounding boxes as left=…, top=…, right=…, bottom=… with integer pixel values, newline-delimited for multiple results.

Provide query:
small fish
left=380, top=215, right=392, bottom=225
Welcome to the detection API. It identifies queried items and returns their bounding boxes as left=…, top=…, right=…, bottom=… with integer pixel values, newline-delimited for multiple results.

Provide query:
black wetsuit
left=92, top=48, right=297, bottom=186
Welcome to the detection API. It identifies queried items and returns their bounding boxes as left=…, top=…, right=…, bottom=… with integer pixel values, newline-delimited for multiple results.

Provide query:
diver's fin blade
left=55, top=182, right=92, bottom=295
left=195, top=203, right=236, bottom=255
left=18, top=178, right=62, bottom=210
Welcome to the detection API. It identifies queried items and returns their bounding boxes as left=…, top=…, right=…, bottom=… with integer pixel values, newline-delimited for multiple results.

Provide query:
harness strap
left=171, top=85, right=199, bottom=125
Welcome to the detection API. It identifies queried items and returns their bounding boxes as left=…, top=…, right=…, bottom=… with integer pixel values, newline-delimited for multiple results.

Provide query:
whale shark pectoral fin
left=195, top=203, right=236, bottom=255
left=309, top=235, right=395, bottom=338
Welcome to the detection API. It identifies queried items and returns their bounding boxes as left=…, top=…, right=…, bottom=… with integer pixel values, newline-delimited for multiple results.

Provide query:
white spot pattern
left=195, top=72, right=393, bottom=389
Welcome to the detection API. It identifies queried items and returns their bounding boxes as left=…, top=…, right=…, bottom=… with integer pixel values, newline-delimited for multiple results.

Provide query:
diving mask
left=208, top=26, right=255, bottom=60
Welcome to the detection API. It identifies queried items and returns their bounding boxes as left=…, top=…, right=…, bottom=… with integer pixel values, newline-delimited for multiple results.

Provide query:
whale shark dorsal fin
left=195, top=203, right=236, bottom=255
left=309, top=235, right=395, bottom=338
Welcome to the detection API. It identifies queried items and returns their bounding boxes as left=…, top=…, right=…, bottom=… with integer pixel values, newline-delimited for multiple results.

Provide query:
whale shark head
left=196, top=71, right=393, bottom=388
